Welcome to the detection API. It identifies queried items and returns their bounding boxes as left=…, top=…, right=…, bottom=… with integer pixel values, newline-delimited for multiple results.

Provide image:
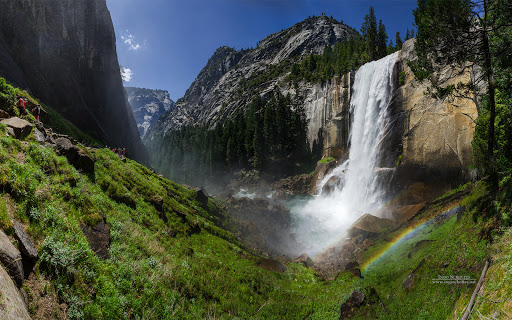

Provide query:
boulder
left=293, top=253, right=315, bottom=268
left=272, top=190, right=287, bottom=201
left=54, top=137, right=95, bottom=173
left=0, top=230, right=24, bottom=287
left=33, top=128, right=46, bottom=143
left=345, top=261, right=362, bottom=278
left=12, top=221, right=38, bottom=274
left=6, top=127, right=15, bottom=137
left=195, top=187, right=209, bottom=207
left=339, top=290, right=366, bottom=319
left=311, top=159, right=339, bottom=194
left=0, top=264, right=31, bottom=320
left=81, top=215, right=110, bottom=259
left=321, top=175, right=343, bottom=195
left=258, top=258, right=286, bottom=273
left=0, top=117, right=33, bottom=140
left=273, top=174, right=313, bottom=195
left=339, top=287, right=382, bottom=319
left=402, top=258, right=426, bottom=290
left=392, top=203, right=426, bottom=223
left=0, top=109, right=9, bottom=119
left=347, top=214, right=397, bottom=239
left=149, top=195, right=165, bottom=221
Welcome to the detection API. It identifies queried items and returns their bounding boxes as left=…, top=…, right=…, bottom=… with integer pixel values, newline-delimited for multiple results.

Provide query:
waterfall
left=289, top=52, right=398, bottom=257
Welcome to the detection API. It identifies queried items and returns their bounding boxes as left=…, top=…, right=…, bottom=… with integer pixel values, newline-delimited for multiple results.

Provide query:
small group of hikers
left=17, top=96, right=42, bottom=122
left=107, top=146, right=126, bottom=157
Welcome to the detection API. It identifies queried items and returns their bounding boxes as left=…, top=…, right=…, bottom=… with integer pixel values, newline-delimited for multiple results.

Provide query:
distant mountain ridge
left=125, top=87, right=174, bottom=137
left=145, top=16, right=357, bottom=140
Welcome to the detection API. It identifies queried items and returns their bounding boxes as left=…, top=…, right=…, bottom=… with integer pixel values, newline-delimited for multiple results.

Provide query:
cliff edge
left=0, top=0, right=148, bottom=163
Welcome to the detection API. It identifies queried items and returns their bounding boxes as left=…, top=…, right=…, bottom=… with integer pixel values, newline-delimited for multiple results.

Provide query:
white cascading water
left=289, top=52, right=398, bottom=256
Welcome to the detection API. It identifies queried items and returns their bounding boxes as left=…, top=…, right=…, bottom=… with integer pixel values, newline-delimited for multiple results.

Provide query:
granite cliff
left=0, top=0, right=148, bottom=163
left=146, top=16, right=478, bottom=191
left=146, top=16, right=357, bottom=141
left=126, top=87, right=174, bottom=137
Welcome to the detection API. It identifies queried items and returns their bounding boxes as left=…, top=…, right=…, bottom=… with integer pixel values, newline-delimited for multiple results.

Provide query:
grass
left=318, top=157, right=335, bottom=164
left=2, top=77, right=512, bottom=319
left=0, top=126, right=509, bottom=319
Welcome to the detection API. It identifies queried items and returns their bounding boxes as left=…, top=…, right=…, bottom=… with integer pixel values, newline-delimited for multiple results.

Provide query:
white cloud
left=120, top=66, right=134, bottom=82
left=121, top=33, right=142, bottom=51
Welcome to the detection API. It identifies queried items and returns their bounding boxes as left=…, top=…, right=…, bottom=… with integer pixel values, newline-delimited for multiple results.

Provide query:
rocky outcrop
left=146, top=16, right=357, bottom=142
left=287, top=72, right=354, bottom=159
left=0, top=264, right=31, bottom=320
left=347, top=214, right=397, bottom=240
left=0, top=0, right=148, bottom=164
left=391, top=39, right=479, bottom=188
left=54, top=138, right=95, bottom=174
left=0, top=117, right=33, bottom=140
left=81, top=216, right=111, bottom=260
left=126, top=87, right=175, bottom=137
left=0, top=230, right=24, bottom=288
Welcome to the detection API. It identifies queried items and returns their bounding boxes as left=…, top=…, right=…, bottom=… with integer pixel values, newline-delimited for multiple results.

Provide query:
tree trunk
left=482, top=0, right=497, bottom=189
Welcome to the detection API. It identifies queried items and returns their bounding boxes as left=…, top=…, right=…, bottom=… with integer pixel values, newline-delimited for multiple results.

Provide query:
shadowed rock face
left=388, top=39, right=479, bottom=191
left=0, top=0, right=148, bottom=164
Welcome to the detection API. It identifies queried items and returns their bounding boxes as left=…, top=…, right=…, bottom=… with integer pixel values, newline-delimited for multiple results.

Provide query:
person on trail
left=17, top=97, right=25, bottom=117
left=32, top=104, right=42, bottom=122
left=122, top=148, right=126, bottom=156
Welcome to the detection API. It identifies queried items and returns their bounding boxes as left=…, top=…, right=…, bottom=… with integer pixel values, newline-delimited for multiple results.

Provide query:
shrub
left=0, top=77, right=16, bottom=112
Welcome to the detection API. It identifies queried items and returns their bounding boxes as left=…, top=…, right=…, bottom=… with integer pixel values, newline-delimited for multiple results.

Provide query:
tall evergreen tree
left=395, top=31, right=403, bottom=50
left=377, top=19, right=389, bottom=58
left=361, top=6, right=378, bottom=61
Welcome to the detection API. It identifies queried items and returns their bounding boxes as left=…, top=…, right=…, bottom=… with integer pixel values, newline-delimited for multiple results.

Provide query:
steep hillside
left=125, top=87, right=174, bottom=137
left=1, top=76, right=511, bottom=320
left=146, top=16, right=357, bottom=138
left=0, top=0, right=148, bottom=163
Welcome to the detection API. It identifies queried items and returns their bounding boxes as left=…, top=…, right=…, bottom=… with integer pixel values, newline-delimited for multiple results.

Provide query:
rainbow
left=361, top=204, right=462, bottom=273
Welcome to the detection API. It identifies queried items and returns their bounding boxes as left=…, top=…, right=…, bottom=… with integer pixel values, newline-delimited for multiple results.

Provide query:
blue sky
left=106, top=0, right=417, bottom=101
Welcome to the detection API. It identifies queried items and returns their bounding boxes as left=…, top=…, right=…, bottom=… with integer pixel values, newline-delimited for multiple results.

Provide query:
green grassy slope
left=1, top=78, right=511, bottom=319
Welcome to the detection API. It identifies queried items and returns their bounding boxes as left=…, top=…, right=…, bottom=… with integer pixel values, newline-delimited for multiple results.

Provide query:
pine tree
left=395, top=32, right=403, bottom=50
left=361, top=6, right=378, bottom=61
left=377, top=20, right=389, bottom=58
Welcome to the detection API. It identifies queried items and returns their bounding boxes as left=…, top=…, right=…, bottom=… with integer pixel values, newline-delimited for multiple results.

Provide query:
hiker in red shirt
left=21, top=98, right=28, bottom=118
left=17, top=97, right=26, bottom=117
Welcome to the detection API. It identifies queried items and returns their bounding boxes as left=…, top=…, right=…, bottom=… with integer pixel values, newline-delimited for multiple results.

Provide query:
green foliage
left=0, top=106, right=509, bottom=318
left=288, top=7, right=401, bottom=84
left=318, top=157, right=335, bottom=164
left=287, top=36, right=367, bottom=83
left=0, top=198, right=13, bottom=234
left=473, top=89, right=512, bottom=176
left=0, top=77, right=17, bottom=112
left=147, top=90, right=313, bottom=185
left=412, top=0, right=512, bottom=183
left=398, top=71, right=406, bottom=87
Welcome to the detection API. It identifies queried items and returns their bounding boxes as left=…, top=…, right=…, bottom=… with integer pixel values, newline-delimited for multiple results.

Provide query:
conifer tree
left=361, top=6, right=378, bottom=61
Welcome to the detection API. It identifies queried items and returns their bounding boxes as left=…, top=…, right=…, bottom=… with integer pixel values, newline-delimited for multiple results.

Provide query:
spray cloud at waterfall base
left=287, top=52, right=399, bottom=258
